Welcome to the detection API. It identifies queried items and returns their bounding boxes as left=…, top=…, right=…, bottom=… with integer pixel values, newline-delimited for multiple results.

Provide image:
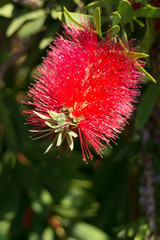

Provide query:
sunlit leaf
left=0, top=3, right=14, bottom=18
left=34, top=111, right=50, bottom=120
left=72, top=222, right=110, bottom=240
left=66, top=133, right=74, bottom=151
left=56, top=10, right=93, bottom=26
left=48, top=111, right=59, bottom=120
left=67, top=130, right=78, bottom=138
left=0, top=220, right=10, bottom=236
left=18, top=17, right=46, bottom=38
left=6, top=9, right=46, bottom=37
left=57, top=132, right=63, bottom=147
left=125, top=52, right=149, bottom=58
left=57, top=113, right=66, bottom=125
left=85, top=1, right=104, bottom=10
left=45, top=121, right=59, bottom=129
left=42, top=227, right=55, bottom=240
left=39, top=37, right=52, bottom=50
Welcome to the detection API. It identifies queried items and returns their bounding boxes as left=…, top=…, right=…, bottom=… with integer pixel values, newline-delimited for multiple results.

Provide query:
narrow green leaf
left=121, top=25, right=128, bottom=42
left=56, top=10, right=93, bottom=26
left=29, top=129, right=52, bottom=133
left=66, top=133, right=74, bottom=151
left=56, top=132, right=63, bottom=147
left=45, top=121, right=59, bottom=129
left=0, top=3, right=14, bottom=18
left=107, top=25, right=120, bottom=37
left=138, top=64, right=156, bottom=83
left=134, top=4, right=160, bottom=18
left=133, top=17, right=145, bottom=28
left=126, top=52, right=149, bottom=59
left=85, top=1, right=104, bottom=10
left=93, top=7, right=102, bottom=37
left=112, top=11, right=121, bottom=27
left=18, top=16, right=46, bottom=38
left=63, top=7, right=82, bottom=27
left=135, top=83, right=160, bottom=129
left=34, top=111, right=50, bottom=120
left=44, top=138, right=56, bottom=154
left=32, top=131, right=53, bottom=140
left=118, top=0, right=133, bottom=25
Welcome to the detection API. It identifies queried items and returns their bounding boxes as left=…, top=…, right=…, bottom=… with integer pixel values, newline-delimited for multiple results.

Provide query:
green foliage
left=0, top=0, right=160, bottom=239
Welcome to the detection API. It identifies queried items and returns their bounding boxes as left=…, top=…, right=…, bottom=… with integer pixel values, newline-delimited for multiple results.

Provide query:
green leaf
left=107, top=25, right=120, bottom=37
left=45, top=121, right=59, bottom=129
left=42, top=227, right=55, bottom=240
left=140, top=19, right=157, bottom=53
left=39, top=37, right=52, bottom=50
left=56, top=10, right=93, bottom=26
left=72, top=222, right=110, bottom=240
left=85, top=1, right=104, bottom=10
left=0, top=221, right=10, bottom=236
left=135, top=83, right=160, bottom=129
left=39, top=21, right=61, bottom=50
left=32, top=131, right=53, bottom=141
left=0, top=3, right=14, bottom=18
left=6, top=9, right=46, bottom=37
left=44, top=138, right=56, bottom=154
left=93, top=7, right=102, bottom=37
left=30, top=129, right=52, bottom=133
left=57, top=113, right=66, bottom=125
left=133, top=17, right=145, bottom=28
left=67, top=130, right=78, bottom=138
left=18, top=16, right=46, bottom=38
left=34, top=111, right=51, bottom=120
left=121, top=25, right=128, bottom=42
left=56, top=132, right=63, bottom=147
left=118, top=0, right=133, bottom=25
left=138, top=64, right=156, bottom=83
left=126, top=52, right=149, bottom=58
left=48, top=110, right=59, bottom=120
left=134, top=4, right=160, bottom=18
left=63, top=7, right=83, bottom=27
left=66, top=133, right=74, bottom=151
left=112, top=11, right=121, bottom=27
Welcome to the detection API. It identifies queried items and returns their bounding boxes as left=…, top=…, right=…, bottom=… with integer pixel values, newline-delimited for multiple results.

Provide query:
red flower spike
left=25, top=23, right=144, bottom=162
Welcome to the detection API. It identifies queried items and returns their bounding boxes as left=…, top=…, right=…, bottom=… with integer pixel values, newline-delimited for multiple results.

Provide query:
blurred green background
left=0, top=0, right=160, bottom=239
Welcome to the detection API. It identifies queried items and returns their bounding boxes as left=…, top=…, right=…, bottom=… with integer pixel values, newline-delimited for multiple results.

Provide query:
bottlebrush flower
left=25, top=23, right=144, bottom=162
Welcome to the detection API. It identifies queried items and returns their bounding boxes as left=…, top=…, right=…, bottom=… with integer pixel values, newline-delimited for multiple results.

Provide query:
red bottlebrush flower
left=25, top=24, right=144, bottom=162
